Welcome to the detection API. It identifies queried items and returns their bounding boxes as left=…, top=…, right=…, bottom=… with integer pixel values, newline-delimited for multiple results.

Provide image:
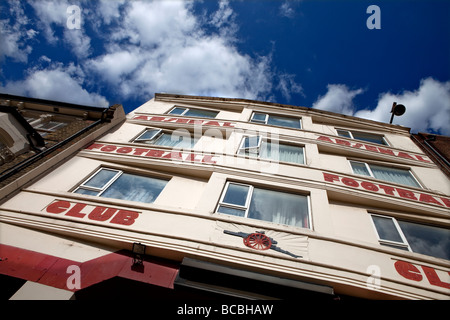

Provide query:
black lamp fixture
left=389, top=102, right=406, bottom=124
left=132, top=242, right=146, bottom=265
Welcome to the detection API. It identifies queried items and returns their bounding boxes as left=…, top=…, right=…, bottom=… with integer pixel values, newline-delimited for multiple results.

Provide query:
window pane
left=83, top=169, right=118, bottom=189
left=222, top=183, right=250, bottom=207
left=267, top=115, right=301, bottom=129
left=242, top=136, right=260, bottom=149
left=369, top=164, right=420, bottom=188
left=260, top=142, right=304, bottom=164
left=248, top=188, right=309, bottom=228
left=74, top=188, right=99, bottom=196
left=372, top=216, right=404, bottom=243
left=350, top=161, right=371, bottom=176
left=398, top=221, right=450, bottom=260
left=251, top=113, right=267, bottom=123
left=168, top=107, right=186, bottom=115
left=184, top=109, right=218, bottom=118
left=101, top=173, right=168, bottom=204
left=337, top=130, right=351, bottom=138
left=153, top=132, right=197, bottom=148
left=136, top=129, right=161, bottom=141
left=217, top=205, right=246, bottom=217
left=351, top=131, right=386, bottom=145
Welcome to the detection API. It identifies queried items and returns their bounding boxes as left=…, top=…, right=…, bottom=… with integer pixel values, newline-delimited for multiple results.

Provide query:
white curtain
left=260, top=141, right=304, bottom=164
left=248, top=188, right=309, bottom=228
left=369, top=164, right=420, bottom=188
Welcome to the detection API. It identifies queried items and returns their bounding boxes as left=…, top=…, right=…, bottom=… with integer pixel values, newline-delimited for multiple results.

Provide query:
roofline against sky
left=154, top=92, right=412, bottom=135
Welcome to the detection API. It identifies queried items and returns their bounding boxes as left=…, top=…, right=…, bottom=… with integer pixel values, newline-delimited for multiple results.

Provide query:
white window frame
left=34, top=120, right=67, bottom=132
left=216, top=181, right=312, bottom=229
left=167, top=106, right=218, bottom=118
left=250, top=112, right=302, bottom=129
left=74, top=168, right=123, bottom=196
left=336, top=129, right=388, bottom=146
left=237, top=136, right=306, bottom=164
left=370, top=214, right=412, bottom=252
left=217, top=181, right=255, bottom=217
left=133, top=128, right=198, bottom=148
left=349, top=160, right=422, bottom=188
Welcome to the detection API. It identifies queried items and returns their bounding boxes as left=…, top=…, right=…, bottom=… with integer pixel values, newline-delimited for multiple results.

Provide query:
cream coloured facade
left=0, top=93, right=449, bottom=300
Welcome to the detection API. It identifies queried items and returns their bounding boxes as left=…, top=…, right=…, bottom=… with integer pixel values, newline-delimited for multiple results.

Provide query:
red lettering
left=145, top=149, right=164, bottom=158
left=133, top=115, right=149, bottom=120
left=175, top=118, right=190, bottom=124
left=361, top=181, right=379, bottom=192
left=419, top=194, right=444, bottom=206
left=341, top=177, right=359, bottom=187
left=364, top=145, right=379, bottom=152
left=396, top=188, right=418, bottom=200
left=350, top=143, right=364, bottom=149
left=323, top=173, right=340, bottom=183
left=421, top=266, right=450, bottom=289
left=378, top=148, right=395, bottom=156
left=149, top=116, right=166, bottom=122
left=88, top=207, right=117, bottom=221
left=335, top=139, right=351, bottom=146
left=100, top=145, right=117, bottom=152
left=46, top=200, right=71, bottom=214
left=415, top=155, right=431, bottom=163
left=222, top=122, right=234, bottom=127
left=133, top=148, right=150, bottom=156
left=440, top=197, right=450, bottom=208
left=187, top=119, right=204, bottom=125
left=317, top=136, right=333, bottom=143
left=397, top=152, right=415, bottom=160
left=163, top=151, right=182, bottom=160
left=86, top=143, right=104, bottom=150
left=202, top=155, right=217, bottom=164
left=110, top=210, right=139, bottom=226
left=204, top=121, right=220, bottom=127
left=394, top=261, right=423, bottom=282
left=116, top=147, right=133, bottom=154
left=65, top=203, right=87, bottom=218
left=379, top=185, right=396, bottom=195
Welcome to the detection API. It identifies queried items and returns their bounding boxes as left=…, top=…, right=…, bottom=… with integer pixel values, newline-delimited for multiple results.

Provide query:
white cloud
left=312, top=84, right=364, bottom=115
left=355, top=78, right=450, bottom=135
left=0, top=0, right=35, bottom=63
left=0, top=64, right=109, bottom=107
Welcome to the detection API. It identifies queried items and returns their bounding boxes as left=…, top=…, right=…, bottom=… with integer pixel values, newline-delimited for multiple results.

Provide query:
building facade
left=0, top=93, right=449, bottom=300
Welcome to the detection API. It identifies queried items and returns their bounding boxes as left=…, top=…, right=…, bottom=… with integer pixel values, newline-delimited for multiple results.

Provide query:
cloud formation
left=313, top=78, right=450, bottom=135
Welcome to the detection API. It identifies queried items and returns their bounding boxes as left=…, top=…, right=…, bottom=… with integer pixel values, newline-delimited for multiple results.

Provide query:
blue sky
left=1, top=0, right=449, bottom=134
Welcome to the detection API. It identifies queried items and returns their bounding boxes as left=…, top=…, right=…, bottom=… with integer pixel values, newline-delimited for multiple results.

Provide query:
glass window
left=168, top=107, right=218, bottom=119
left=238, top=136, right=304, bottom=164
left=135, top=129, right=198, bottom=149
left=34, top=121, right=66, bottom=131
left=217, top=182, right=310, bottom=228
left=350, top=161, right=421, bottom=188
left=337, top=129, right=387, bottom=145
left=250, top=112, right=301, bottom=129
left=371, top=215, right=450, bottom=260
left=74, top=168, right=168, bottom=204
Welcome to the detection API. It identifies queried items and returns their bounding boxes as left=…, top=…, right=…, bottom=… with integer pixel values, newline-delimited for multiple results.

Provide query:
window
left=337, top=129, right=387, bottom=145
left=74, top=168, right=168, bottom=204
left=34, top=121, right=66, bottom=132
left=168, top=106, right=218, bottom=119
left=237, top=136, right=305, bottom=164
left=350, top=160, right=421, bottom=188
left=216, top=182, right=310, bottom=228
left=371, top=214, right=450, bottom=260
left=250, top=112, right=301, bottom=129
left=134, top=129, right=198, bottom=149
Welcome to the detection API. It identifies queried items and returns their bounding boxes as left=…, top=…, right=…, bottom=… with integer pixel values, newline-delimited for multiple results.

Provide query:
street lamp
left=389, top=102, right=406, bottom=124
